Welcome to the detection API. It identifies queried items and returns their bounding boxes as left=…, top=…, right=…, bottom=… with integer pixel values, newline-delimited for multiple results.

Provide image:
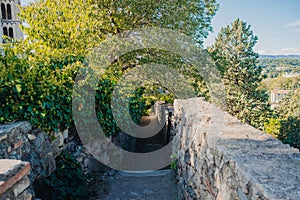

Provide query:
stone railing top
left=173, top=98, right=300, bottom=200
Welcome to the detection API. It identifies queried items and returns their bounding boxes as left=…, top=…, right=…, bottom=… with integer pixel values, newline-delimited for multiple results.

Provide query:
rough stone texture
left=0, top=160, right=32, bottom=200
left=59, top=123, right=111, bottom=175
left=0, top=121, right=111, bottom=199
left=0, top=121, right=114, bottom=200
left=0, top=122, right=64, bottom=199
left=63, top=138, right=110, bottom=174
left=0, top=122, right=61, bottom=182
left=172, top=98, right=300, bottom=200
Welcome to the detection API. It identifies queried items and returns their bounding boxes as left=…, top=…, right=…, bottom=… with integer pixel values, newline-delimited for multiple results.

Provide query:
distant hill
left=259, top=55, right=300, bottom=59
left=258, top=55, right=300, bottom=77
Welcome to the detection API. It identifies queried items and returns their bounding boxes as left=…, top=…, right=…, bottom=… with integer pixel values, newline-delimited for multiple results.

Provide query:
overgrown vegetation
left=1, top=2, right=220, bottom=196
left=0, top=49, right=81, bottom=133
left=0, top=2, right=298, bottom=187
left=34, top=151, right=94, bottom=199
left=0, top=0, right=219, bottom=135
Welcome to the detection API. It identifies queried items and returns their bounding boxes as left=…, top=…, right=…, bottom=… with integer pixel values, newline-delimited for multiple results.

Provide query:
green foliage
left=19, top=0, right=219, bottom=59
left=43, top=151, right=93, bottom=199
left=278, top=117, right=300, bottom=149
left=265, top=90, right=300, bottom=149
left=276, top=91, right=300, bottom=149
left=94, top=65, right=147, bottom=135
left=258, top=58, right=300, bottom=78
left=208, top=19, right=271, bottom=130
left=0, top=46, right=148, bottom=136
left=18, top=0, right=103, bottom=58
left=121, top=49, right=211, bottom=99
left=264, top=118, right=281, bottom=137
left=1, top=0, right=219, bottom=136
left=265, top=117, right=300, bottom=150
left=0, top=48, right=82, bottom=132
left=260, top=75, right=300, bottom=93
left=277, top=90, right=300, bottom=118
left=170, top=154, right=177, bottom=170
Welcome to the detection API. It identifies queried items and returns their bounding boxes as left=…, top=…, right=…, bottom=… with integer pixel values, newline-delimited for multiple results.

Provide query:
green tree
left=278, top=116, right=300, bottom=149
left=1, top=0, right=219, bottom=134
left=18, top=0, right=218, bottom=60
left=208, top=19, right=271, bottom=129
left=260, top=75, right=300, bottom=92
left=0, top=47, right=82, bottom=132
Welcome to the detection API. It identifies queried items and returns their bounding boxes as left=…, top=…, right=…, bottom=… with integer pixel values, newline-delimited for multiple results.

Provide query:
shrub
left=39, top=151, right=93, bottom=199
left=278, top=117, right=300, bottom=149
left=0, top=48, right=147, bottom=137
left=0, top=48, right=82, bottom=133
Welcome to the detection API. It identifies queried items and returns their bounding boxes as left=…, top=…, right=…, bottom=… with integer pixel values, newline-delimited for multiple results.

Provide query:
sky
left=203, top=0, right=300, bottom=55
left=22, top=0, right=300, bottom=55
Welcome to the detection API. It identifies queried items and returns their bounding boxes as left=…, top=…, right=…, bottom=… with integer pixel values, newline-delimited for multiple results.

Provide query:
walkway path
left=97, top=169, right=178, bottom=200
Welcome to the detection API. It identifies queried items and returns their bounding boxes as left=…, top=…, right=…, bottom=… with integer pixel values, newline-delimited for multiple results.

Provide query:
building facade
left=0, top=0, right=23, bottom=42
left=270, top=89, right=290, bottom=104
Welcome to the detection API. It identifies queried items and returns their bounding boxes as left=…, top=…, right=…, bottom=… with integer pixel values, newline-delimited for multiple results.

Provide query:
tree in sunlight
left=209, top=19, right=271, bottom=129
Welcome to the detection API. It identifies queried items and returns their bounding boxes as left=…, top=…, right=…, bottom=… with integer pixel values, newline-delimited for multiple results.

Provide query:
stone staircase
left=93, top=104, right=177, bottom=200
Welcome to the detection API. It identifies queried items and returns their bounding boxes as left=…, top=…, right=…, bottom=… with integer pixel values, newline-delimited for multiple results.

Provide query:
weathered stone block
left=13, top=177, right=30, bottom=197
left=0, top=160, right=31, bottom=199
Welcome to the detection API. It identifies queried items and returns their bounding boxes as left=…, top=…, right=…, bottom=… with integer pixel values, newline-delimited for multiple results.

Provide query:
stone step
left=98, top=169, right=178, bottom=200
left=119, top=169, right=173, bottom=177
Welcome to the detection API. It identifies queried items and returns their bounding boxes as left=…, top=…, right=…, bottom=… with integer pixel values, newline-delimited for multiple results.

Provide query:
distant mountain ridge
left=259, top=55, right=300, bottom=59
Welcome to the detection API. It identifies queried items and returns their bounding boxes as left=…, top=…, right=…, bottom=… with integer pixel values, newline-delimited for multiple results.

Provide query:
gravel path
left=97, top=169, right=178, bottom=200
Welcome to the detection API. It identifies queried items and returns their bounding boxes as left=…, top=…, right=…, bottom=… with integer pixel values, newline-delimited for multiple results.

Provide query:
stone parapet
left=172, top=98, right=300, bottom=200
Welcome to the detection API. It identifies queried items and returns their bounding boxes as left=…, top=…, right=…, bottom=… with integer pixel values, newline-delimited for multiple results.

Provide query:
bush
left=279, top=117, right=300, bottom=149
left=0, top=48, right=82, bottom=133
left=0, top=48, right=148, bottom=137
left=37, top=151, right=93, bottom=199
left=265, top=117, right=300, bottom=150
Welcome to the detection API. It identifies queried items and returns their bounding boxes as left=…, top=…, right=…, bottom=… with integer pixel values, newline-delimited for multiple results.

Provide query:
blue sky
left=23, top=0, right=300, bottom=55
left=204, top=0, right=300, bottom=55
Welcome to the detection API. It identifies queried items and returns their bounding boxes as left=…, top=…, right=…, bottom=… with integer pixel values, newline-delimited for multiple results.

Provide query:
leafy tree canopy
left=1, top=0, right=219, bottom=134
left=260, top=75, right=300, bottom=92
left=18, top=0, right=219, bottom=60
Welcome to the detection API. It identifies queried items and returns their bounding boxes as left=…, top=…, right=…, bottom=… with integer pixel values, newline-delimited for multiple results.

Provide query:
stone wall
left=0, top=122, right=62, bottom=198
left=0, top=121, right=110, bottom=199
left=172, top=98, right=300, bottom=200
left=0, top=160, right=31, bottom=200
